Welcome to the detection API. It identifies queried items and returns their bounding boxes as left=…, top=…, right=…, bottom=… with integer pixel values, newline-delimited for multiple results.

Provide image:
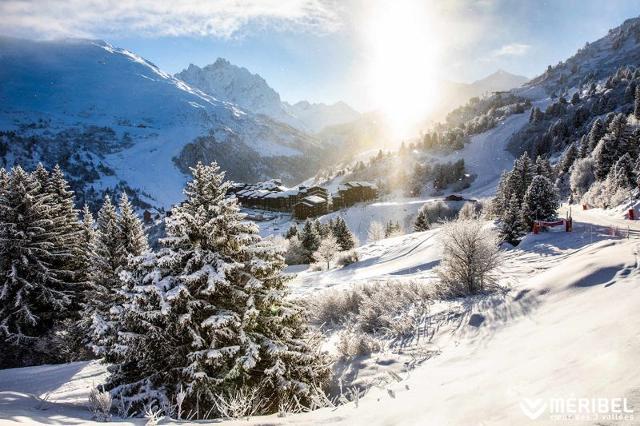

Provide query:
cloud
left=0, top=0, right=342, bottom=39
left=492, top=42, right=531, bottom=57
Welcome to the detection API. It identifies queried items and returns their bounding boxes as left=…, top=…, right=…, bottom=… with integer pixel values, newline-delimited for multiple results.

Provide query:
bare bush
left=437, top=219, right=501, bottom=296
left=88, top=386, right=112, bottom=422
left=367, top=221, right=385, bottom=242
left=422, top=200, right=456, bottom=223
left=212, top=386, right=267, bottom=419
left=457, top=201, right=482, bottom=220
left=335, top=249, right=359, bottom=267
left=336, top=330, right=382, bottom=358
left=306, top=281, right=432, bottom=337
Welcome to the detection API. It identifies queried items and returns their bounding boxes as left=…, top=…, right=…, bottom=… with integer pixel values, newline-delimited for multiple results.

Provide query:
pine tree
left=593, top=136, right=619, bottom=180
left=588, top=118, right=605, bottom=152
left=117, top=193, right=148, bottom=258
left=534, top=155, right=554, bottom=180
left=284, top=224, right=298, bottom=239
left=578, top=135, right=589, bottom=158
left=521, top=175, right=559, bottom=229
left=500, top=195, right=526, bottom=245
left=107, top=162, right=329, bottom=418
left=0, top=167, right=79, bottom=367
left=86, top=196, right=123, bottom=357
left=507, top=153, right=534, bottom=205
left=558, top=143, right=578, bottom=174
left=610, top=153, right=635, bottom=189
left=414, top=205, right=431, bottom=232
left=331, top=216, right=355, bottom=251
left=634, top=85, right=640, bottom=120
left=608, top=113, right=630, bottom=155
left=299, top=219, right=320, bottom=260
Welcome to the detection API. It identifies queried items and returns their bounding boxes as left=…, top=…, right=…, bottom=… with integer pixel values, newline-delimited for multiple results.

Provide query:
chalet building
left=230, top=179, right=375, bottom=219
left=332, top=181, right=378, bottom=210
left=293, top=195, right=328, bottom=219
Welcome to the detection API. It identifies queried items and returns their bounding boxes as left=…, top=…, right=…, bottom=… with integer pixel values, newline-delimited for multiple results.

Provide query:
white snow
left=2, top=209, right=638, bottom=425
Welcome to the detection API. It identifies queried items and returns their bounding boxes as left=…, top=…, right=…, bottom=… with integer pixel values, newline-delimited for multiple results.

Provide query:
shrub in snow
left=306, top=281, right=432, bottom=338
left=570, top=157, right=596, bottom=197
left=457, top=201, right=481, bottom=220
left=106, top=162, right=329, bottom=419
left=422, top=200, right=455, bottom=223
left=335, top=249, right=359, bottom=267
left=88, top=386, right=113, bottom=422
left=384, top=220, right=403, bottom=238
left=367, top=221, right=385, bottom=242
left=437, top=219, right=501, bottom=296
left=211, top=385, right=267, bottom=419
left=336, top=330, right=382, bottom=358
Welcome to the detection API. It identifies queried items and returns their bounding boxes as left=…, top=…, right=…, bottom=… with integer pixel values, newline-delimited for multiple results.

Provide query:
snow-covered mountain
left=175, top=61, right=360, bottom=133
left=283, top=100, right=361, bottom=133
left=527, top=17, right=640, bottom=94
left=470, top=69, right=529, bottom=93
left=0, top=36, right=324, bottom=209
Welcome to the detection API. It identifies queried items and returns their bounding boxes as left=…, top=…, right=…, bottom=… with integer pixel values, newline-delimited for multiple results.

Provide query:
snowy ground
left=2, top=208, right=639, bottom=425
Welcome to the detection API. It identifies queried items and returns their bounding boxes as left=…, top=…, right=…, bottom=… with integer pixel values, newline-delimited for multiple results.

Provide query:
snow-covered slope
left=2, top=213, right=638, bottom=425
left=176, top=61, right=360, bottom=133
left=527, top=16, right=640, bottom=94
left=0, top=36, right=322, bottom=208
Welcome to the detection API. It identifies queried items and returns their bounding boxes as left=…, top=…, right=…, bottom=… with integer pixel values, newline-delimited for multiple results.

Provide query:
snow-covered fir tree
left=521, top=175, right=559, bottom=229
left=588, top=118, right=605, bottom=152
left=634, top=85, right=640, bottom=120
left=299, top=219, right=320, bottom=261
left=117, top=193, right=149, bottom=257
left=534, top=155, right=554, bottom=180
left=610, top=153, right=635, bottom=188
left=593, top=135, right=620, bottom=180
left=414, top=204, right=431, bottom=231
left=107, top=162, right=329, bottom=418
left=331, top=216, right=356, bottom=251
left=86, top=193, right=149, bottom=358
left=0, top=166, right=81, bottom=367
left=86, top=196, right=122, bottom=357
left=500, top=196, right=526, bottom=245
left=284, top=224, right=298, bottom=239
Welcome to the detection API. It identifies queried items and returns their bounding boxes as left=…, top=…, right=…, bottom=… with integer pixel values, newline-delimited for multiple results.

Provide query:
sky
left=1, top=0, right=640, bottom=112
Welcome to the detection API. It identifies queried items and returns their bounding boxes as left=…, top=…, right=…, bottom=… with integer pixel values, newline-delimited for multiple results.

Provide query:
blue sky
left=1, top=0, right=640, bottom=109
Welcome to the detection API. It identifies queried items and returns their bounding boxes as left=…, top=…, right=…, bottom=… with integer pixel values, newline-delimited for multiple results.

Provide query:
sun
left=362, top=0, right=442, bottom=140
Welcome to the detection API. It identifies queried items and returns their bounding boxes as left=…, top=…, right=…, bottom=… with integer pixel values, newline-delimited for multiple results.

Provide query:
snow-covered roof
left=303, top=195, right=326, bottom=204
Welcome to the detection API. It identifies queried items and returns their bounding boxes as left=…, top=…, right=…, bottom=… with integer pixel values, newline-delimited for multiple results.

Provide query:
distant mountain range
left=0, top=34, right=532, bottom=210
left=176, top=61, right=360, bottom=133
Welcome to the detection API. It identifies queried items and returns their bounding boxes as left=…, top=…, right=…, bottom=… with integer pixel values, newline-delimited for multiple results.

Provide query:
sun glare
left=362, top=0, right=442, bottom=140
